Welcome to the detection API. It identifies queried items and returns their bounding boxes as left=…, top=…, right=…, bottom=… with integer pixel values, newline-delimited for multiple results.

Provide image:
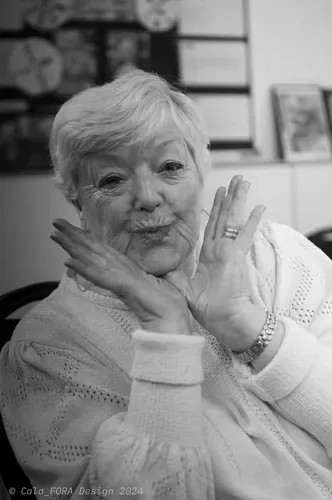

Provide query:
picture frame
left=272, top=84, right=332, bottom=162
left=324, top=89, right=332, bottom=137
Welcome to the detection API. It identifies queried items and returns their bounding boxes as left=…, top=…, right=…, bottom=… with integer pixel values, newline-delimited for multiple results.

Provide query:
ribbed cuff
left=130, top=330, right=206, bottom=385
left=249, top=317, right=318, bottom=402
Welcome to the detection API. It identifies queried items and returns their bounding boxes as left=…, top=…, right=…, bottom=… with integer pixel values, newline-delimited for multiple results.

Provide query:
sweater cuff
left=249, top=317, right=318, bottom=402
left=130, top=330, right=206, bottom=385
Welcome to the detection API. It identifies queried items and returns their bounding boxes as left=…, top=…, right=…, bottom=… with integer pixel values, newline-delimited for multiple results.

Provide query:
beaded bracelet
left=232, top=309, right=278, bottom=364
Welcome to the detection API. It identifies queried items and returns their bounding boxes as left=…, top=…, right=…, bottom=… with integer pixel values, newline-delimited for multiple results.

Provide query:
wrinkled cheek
left=174, top=186, right=202, bottom=249
left=83, top=190, right=128, bottom=246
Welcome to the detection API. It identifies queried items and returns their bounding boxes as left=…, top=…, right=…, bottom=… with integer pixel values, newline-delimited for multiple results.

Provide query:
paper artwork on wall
left=53, top=29, right=97, bottom=96
left=0, top=113, right=54, bottom=170
left=71, top=0, right=135, bottom=21
left=179, top=0, right=245, bottom=36
left=136, top=0, right=179, bottom=32
left=179, top=41, right=248, bottom=86
left=24, top=0, right=73, bottom=31
left=8, top=38, right=63, bottom=95
left=188, top=94, right=251, bottom=141
left=106, top=31, right=150, bottom=79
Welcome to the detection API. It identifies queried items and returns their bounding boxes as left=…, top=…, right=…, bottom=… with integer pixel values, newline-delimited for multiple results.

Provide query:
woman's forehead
left=94, top=137, right=186, bottom=166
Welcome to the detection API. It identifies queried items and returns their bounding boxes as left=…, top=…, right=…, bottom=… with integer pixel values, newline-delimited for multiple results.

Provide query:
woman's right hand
left=51, top=219, right=191, bottom=335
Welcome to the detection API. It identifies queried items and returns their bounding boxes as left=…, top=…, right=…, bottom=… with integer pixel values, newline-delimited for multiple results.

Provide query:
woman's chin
left=132, top=246, right=187, bottom=277
left=139, top=257, right=180, bottom=277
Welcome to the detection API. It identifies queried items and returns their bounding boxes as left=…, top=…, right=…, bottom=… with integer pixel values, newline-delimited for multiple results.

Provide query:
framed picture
left=0, top=113, right=54, bottom=173
left=324, top=89, right=332, bottom=135
left=272, top=84, right=332, bottom=161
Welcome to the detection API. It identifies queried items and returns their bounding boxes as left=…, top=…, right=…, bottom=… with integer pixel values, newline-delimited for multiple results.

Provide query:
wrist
left=227, top=304, right=267, bottom=352
left=251, top=320, right=285, bottom=372
left=144, top=313, right=192, bottom=336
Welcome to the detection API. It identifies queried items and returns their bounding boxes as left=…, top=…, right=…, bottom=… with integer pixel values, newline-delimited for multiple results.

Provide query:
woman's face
left=78, top=130, right=203, bottom=276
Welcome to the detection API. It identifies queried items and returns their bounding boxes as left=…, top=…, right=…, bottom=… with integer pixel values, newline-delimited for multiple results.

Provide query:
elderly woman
left=1, top=70, right=332, bottom=500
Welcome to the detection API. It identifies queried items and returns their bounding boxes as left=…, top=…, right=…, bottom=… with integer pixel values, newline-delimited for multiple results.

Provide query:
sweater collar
left=60, top=269, right=131, bottom=310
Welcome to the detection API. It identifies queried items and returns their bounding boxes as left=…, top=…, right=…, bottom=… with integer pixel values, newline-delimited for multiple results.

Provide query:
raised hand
left=165, top=176, right=266, bottom=351
left=50, top=220, right=191, bottom=335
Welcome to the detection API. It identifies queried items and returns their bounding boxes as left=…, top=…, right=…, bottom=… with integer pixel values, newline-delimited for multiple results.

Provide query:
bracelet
left=232, top=309, right=278, bottom=364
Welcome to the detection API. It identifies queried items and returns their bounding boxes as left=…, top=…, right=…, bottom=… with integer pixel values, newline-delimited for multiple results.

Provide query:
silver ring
left=224, top=227, right=240, bottom=240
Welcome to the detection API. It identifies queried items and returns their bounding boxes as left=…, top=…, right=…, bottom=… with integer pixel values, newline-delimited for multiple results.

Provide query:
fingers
left=236, top=204, right=266, bottom=254
left=52, top=218, right=106, bottom=256
left=51, top=219, right=108, bottom=266
left=50, top=230, right=105, bottom=268
left=63, top=258, right=108, bottom=289
left=214, top=175, right=244, bottom=239
left=164, top=269, right=192, bottom=303
left=203, top=187, right=226, bottom=242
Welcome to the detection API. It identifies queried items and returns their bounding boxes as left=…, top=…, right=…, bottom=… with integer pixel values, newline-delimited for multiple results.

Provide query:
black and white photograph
left=1, top=1, right=332, bottom=499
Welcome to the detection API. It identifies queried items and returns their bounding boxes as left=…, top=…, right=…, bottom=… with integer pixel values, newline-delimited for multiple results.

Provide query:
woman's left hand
left=166, top=175, right=266, bottom=352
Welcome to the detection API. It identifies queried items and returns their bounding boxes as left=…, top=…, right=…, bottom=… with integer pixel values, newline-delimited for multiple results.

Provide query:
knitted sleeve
left=0, top=320, right=215, bottom=500
left=246, top=221, right=332, bottom=459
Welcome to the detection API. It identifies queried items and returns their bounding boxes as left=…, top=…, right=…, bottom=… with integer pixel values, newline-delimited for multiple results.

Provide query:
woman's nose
left=133, top=175, right=162, bottom=211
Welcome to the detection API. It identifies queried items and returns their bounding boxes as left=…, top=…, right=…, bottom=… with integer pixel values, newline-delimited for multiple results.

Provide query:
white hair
left=50, top=69, right=211, bottom=207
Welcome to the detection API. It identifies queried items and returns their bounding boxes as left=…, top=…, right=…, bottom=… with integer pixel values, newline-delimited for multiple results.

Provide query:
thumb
left=164, top=270, right=192, bottom=301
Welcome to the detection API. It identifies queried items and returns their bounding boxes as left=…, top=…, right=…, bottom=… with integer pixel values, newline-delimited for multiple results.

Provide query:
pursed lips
left=134, top=225, right=172, bottom=234
left=128, top=217, right=174, bottom=234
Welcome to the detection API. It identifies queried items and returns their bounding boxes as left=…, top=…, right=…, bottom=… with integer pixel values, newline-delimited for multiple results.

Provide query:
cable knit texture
left=1, top=221, right=332, bottom=500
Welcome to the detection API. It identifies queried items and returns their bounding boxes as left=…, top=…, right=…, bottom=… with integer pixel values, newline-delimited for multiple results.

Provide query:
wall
left=0, top=174, right=78, bottom=294
left=249, top=0, right=332, bottom=159
left=203, top=161, right=332, bottom=235
left=2, top=0, right=332, bottom=294
left=2, top=160, right=332, bottom=295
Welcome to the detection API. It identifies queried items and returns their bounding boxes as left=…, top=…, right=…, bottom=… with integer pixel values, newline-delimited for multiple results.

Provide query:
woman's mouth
left=135, top=225, right=170, bottom=234
left=135, top=225, right=172, bottom=241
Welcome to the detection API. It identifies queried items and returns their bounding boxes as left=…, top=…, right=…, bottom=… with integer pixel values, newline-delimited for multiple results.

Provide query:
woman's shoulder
left=251, top=220, right=332, bottom=298
left=254, top=219, right=331, bottom=265
left=251, top=219, right=325, bottom=268
left=254, top=220, right=311, bottom=251
left=9, top=276, right=137, bottom=377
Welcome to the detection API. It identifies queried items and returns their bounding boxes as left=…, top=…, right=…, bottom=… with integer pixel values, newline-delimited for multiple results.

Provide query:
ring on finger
left=224, top=227, right=240, bottom=240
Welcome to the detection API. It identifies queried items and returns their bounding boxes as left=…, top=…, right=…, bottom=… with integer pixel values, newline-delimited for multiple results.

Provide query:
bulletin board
left=0, top=0, right=252, bottom=173
left=177, top=0, right=253, bottom=151
left=0, top=0, right=179, bottom=173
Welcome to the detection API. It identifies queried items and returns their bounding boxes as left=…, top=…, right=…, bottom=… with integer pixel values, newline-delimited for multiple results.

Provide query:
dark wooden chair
left=306, top=227, right=332, bottom=260
left=0, top=282, right=59, bottom=499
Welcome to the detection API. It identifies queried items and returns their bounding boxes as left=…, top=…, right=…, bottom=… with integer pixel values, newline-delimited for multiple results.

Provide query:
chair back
left=306, top=227, right=332, bottom=260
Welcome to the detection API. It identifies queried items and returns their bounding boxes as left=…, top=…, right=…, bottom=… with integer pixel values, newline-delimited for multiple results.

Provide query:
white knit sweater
left=1, top=221, right=332, bottom=500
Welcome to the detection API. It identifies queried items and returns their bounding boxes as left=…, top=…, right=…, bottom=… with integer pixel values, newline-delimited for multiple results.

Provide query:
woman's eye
left=99, top=176, right=123, bottom=188
left=161, top=162, right=183, bottom=173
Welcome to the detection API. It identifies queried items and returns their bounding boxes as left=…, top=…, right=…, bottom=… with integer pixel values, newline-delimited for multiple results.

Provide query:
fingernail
left=50, top=231, right=61, bottom=240
left=52, top=218, right=65, bottom=227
